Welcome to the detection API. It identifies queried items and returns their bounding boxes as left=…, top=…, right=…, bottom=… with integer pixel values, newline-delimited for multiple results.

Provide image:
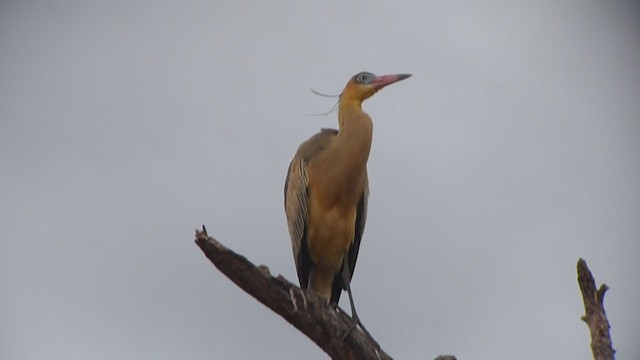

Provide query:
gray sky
left=2, top=1, right=639, bottom=359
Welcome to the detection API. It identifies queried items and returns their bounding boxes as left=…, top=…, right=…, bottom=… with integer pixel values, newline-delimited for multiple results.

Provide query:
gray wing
left=284, top=154, right=311, bottom=288
left=284, top=128, right=338, bottom=288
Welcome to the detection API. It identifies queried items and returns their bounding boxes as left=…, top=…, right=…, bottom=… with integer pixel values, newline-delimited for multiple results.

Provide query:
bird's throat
left=326, top=102, right=372, bottom=203
left=336, top=101, right=373, bottom=167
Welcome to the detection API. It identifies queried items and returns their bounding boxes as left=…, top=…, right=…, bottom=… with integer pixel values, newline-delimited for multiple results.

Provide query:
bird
left=284, top=71, right=411, bottom=327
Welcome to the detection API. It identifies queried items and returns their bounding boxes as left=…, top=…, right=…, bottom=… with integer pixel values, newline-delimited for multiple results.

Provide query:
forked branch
left=577, top=258, right=615, bottom=360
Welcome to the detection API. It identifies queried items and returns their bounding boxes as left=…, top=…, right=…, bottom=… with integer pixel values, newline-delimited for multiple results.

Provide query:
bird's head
left=341, top=71, right=411, bottom=103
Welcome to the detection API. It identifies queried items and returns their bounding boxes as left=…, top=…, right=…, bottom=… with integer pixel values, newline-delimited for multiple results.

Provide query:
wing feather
left=285, top=128, right=339, bottom=289
left=284, top=155, right=311, bottom=287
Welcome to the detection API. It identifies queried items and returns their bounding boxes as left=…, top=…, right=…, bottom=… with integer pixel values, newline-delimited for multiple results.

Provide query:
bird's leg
left=340, top=255, right=372, bottom=340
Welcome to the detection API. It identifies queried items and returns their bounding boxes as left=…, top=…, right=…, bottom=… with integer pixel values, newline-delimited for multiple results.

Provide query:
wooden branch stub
left=194, top=226, right=392, bottom=360
left=577, top=258, right=615, bottom=360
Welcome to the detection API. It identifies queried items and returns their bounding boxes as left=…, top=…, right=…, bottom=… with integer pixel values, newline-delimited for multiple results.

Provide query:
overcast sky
left=1, top=1, right=639, bottom=359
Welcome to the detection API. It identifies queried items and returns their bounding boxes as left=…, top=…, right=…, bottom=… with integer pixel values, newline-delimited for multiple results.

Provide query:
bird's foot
left=342, top=319, right=358, bottom=340
left=341, top=311, right=372, bottom=340
left=331, top=304, right=374, bottom=340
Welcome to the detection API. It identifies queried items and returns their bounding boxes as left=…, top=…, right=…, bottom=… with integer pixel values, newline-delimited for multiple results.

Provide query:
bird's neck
left=311, top=99, right=372, bottom=208
left=335, top=99, right=373, bottom=170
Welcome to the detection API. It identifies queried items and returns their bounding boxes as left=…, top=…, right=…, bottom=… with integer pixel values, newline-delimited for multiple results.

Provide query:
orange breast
left=306, top=189, right=357, bottom=275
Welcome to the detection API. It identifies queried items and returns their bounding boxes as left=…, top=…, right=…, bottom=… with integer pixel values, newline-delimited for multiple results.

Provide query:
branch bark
left=194, top=226, right=393, bottom=360
left=577, top=258, right=615, bottom=360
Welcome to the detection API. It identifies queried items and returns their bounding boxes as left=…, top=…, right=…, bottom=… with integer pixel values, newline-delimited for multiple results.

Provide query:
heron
left=284, top=71, right=411, bottom=330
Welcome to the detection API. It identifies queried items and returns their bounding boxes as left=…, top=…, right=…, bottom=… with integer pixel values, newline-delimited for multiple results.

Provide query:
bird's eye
left=355, top=72, right=372, bottom=84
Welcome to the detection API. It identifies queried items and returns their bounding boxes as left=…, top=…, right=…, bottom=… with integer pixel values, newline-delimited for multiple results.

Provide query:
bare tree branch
left=194, top=226, right=393, bottom=360
left=577, top=258, right=615, bottom=360
left=194, top=226, right=615, bottom=360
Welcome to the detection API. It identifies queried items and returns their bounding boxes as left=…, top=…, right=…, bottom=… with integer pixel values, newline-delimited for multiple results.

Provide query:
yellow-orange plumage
left=285, top=71, right=410, bottom=307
